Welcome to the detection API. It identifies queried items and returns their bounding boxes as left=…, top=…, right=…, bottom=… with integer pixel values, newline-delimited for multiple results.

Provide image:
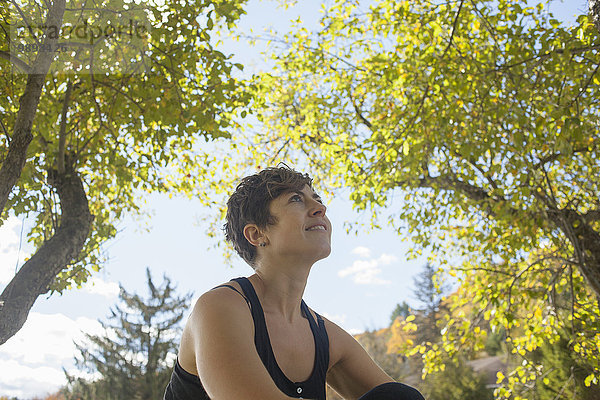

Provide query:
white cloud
left=338, top=253, right=397, bottom=285
left=0, top=360, right=65, bottom=398
left=347, top=328, right=364, bottom=335
left=321, top=313, right=363, bottom=335
left=84, top=276, right=120, bottom=298
left=351, top=246, right=371, bottom=258
left=0, top=312, right=102, bottom=398
left=377, top=253, right=397, bottom=265
left=321, top=312, right=347, bottom=325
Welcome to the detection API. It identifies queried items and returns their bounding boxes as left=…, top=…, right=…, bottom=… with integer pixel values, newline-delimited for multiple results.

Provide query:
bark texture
left=0, top=0, right=66, bottom=217
left=551, top=208, right=600, bottom=302
left=591, top=0, right=600, bottom=35
left=0, top=164, right=93, bottom=345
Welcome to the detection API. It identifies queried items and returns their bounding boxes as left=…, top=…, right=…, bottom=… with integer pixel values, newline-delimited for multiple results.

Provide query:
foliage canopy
left=0, top=0, right=248, bottom=344
left=214, top=0, right=600, bottom=395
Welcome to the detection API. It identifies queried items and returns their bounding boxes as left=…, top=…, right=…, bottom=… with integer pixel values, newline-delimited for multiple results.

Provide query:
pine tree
left=64, top=268, right=192, bottom=400
left=389, top=301, right=411, bottom=325
left=412, top=263, right=449, bottom=344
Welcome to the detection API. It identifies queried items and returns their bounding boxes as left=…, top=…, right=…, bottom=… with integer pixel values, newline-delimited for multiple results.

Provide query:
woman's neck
left=250, top=261, right=311, bottom=324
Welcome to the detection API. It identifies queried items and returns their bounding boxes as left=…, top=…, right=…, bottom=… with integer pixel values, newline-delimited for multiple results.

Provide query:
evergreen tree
left=390, top=301, right=411, bottom=324
left=412, top=263, right=449, bottom=344
left=64, top=268, right=192, bottom=400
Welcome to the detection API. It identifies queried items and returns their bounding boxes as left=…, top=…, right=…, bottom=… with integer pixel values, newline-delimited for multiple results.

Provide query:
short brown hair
left=224, top=165, right=313, bottom=267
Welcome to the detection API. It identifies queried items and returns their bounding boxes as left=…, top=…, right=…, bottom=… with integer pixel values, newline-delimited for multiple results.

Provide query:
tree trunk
left=0, top=0, right=66, bottom=217
left=553, top=208, right=600, bottom=302
left=591, top=0, right=600, bottom=35
left=0, top=164, right=93, bottom=345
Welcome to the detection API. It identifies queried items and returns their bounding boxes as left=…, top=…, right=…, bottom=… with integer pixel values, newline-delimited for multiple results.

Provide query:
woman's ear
left=243, top=224, right=266, bottom=247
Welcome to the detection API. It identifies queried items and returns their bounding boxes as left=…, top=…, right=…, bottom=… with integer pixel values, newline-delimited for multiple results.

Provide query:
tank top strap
left=210, top=283, right=251, bottom=309
left=230, top=277, right=273, bottom=364
left=301, top=301, right=330, bottom=382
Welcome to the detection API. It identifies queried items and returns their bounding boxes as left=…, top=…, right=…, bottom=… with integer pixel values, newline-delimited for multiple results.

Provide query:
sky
left=0, top=0, right=583, bottom=398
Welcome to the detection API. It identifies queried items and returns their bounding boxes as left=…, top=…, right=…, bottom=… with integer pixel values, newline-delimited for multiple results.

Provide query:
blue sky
left=0, top=0, right=582, bottom=397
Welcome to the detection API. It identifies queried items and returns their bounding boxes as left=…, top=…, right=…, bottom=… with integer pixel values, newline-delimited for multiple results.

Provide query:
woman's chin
left=313, top=245, right=332, bottom=261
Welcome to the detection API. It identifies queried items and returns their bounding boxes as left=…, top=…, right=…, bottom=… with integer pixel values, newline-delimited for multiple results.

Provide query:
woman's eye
left=291, top=194, right=303, bottom=202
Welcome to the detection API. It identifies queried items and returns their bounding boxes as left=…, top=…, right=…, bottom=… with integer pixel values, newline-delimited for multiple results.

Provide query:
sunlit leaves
left=1, top=0, right=249, bottom=291
left=230, top=0, right=600, bottom=396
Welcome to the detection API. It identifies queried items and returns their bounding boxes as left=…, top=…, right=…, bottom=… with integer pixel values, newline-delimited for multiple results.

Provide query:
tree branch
left=0, top=163, right=93, bottom=345
left=350, top=92, right=373, bottom=129
left=0, top=118, right=9, bottom=145
left=532, top=141, right=598, bottom=170
left=440, top=0, right=465, bottom=60
left=492, top=45, right=600, bottom=73
left=590, top=0, right=600, bottom=35
left=0, top=50, right=31, bottom=74
left=9, top=0, right=41, bottom=46
left=404, top=169, right=600, bottom=300
left=0, top=0, right=66, bottom=218
left=569, top=61, right=600, bottom=106
left=548, top=207, right=600, bottom=301
left=583, top=209, right=600, bottom=223
left=57, top=79, right=73, bottom=174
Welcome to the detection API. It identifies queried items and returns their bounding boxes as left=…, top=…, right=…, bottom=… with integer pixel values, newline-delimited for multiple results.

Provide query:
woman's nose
left=310, top=200, right=326, bottom=216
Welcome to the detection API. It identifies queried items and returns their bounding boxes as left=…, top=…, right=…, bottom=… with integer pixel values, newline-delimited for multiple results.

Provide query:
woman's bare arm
left=324, top=317, right=394, bottom=400
left=188, top=287, right=304, bottom=400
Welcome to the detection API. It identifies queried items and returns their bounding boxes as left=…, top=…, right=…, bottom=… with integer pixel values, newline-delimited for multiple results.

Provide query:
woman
left=164, top=166, right=424, bottom=400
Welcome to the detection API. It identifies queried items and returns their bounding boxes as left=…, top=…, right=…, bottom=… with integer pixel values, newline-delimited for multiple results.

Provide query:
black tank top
left=163, top=277, right=330, bottom=400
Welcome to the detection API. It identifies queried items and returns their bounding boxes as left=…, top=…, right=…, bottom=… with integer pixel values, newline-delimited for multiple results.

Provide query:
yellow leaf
left=584, top=373, right=596, bottom=387
left=496, top=371, right=505, bottom=383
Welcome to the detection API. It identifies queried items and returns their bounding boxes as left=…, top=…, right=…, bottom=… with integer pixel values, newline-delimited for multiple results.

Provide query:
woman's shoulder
left=193, top=279, right=250, bottom=316
left=178, top=279, right=253, bottom=375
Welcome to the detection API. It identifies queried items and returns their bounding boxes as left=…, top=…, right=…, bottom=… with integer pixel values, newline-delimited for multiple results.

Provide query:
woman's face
left=262, top=185, right=332, bottom=263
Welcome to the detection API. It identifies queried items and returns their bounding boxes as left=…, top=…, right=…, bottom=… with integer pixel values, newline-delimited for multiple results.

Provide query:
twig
left=440, top=0, right=465, bottom=59
left=9, top=0, right=41, bottom=46
left=0, top=50, right=31, bottom=73
left=569, top=62, right=600, bottom=106
left=57, top=80, right=73, bottom=174
left=0, top=117, right=9, bottom=144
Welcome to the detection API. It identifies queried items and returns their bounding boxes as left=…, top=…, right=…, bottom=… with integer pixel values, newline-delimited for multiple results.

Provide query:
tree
left=212, top=0, right=600, bottom=394
left=390, top=301, right=411, bottom=324
left=526, top=332, right=597, bottom=400
left=0, top=0, right=249, bottom=345
left=420, top=357, right=493, bottom=400
left=350, top=313, right=493, bottom=400
left=591, top=0, right=600, bottom=34
left=356, top=327, right=411, bottom=382
left=412, top=263, right=449, bottom=344
left=33, top=392, right=67, bottom=400
left=63, top=268, right=191, bottom=400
